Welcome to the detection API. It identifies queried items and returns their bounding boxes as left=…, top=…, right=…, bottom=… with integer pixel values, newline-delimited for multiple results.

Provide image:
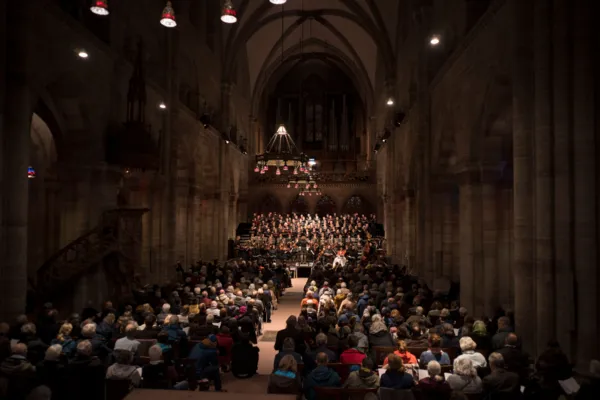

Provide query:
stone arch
left=28, top=112, right=60, bottom=279
left=290, top=195, right=309, bottom=215
left=342, top=195, right=372, bottom=215
left=252, top=37, right=374, bottom=116
left=252, top=49, right=373, bottom=119
left=224, top=6, right=395, bottom=81
left=316, top=195, right=337, bottom=216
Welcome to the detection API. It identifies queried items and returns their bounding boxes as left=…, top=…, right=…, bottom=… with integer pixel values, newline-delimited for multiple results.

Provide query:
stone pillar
left=221, top=83, right=233, bottom=133
left=458, top=168, right=483, bottom=317
left=497, top=186, right=514, bottom=309
left=441, top=191, right=456, bottom=279
left=534, top=0, right=556, bottom=355
left=572, top=0, right=597, bottom=368
left=511, top=0, right=536, bottom=353
left=432, top=191, right=444, bottom=281
left=552, top=0, right=575, bottom=360
left=482, top=181, right=498, bottom=318
left=1, top=1, right=32, bottom=319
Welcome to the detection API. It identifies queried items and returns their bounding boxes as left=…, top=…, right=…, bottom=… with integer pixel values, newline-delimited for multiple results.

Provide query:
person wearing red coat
left=216, top=326, right=234, bottom=370
left=340, top=336, right=367, bottom=366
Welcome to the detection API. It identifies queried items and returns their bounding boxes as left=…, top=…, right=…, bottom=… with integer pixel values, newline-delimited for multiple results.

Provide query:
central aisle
left=257, top=277, right=306, bottom=374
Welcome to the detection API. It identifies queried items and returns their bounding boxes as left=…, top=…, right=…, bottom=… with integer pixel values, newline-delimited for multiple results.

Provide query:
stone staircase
left=32, top=208, right=148, bottom=304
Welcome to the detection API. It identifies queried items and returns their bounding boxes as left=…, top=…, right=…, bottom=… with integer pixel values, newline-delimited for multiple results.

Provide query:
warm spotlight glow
left=159, top=102, right=167, bottom=109
left=293, top=168, right=298, bottom=175
left=77, top=50, right=89, bottom=59
left=221, top=0, right=237, bottom=24
left=270, top=0, right=287, bottom=4
left=287, top=183, right=291, bottom=188
left=283, top=165, right=288, bottom=171
left=90, top=0, right=109, bottom=15
left=386, top=97, right=394, bottom=106
left=160, top=1, right=177, bottom=28
left=430, top=35, right=440, bottom=46
left=276, top=168, right=281, bottom=175
left=254, top=166, right=259, bottom=173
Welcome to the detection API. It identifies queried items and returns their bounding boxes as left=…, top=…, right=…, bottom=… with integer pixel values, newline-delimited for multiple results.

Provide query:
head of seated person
left=275, top=354, right=298, bottom=377
left=428, top=334, right=443, bottom=352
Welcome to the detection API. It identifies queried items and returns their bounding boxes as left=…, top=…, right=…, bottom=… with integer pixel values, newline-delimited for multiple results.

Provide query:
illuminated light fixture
left=308, top=158, right=316, bottom=167
left=158, top=102, right=167, bottom=109
left=287, top=183, right=291, bottom=188
left=225, top=139, right=230, bottom=144
left=276, top=168, right=281, bottom=175
left=283, top=165, right=288, bottom=171
left=160, top=1, right=177, bottom=28
left=260, top=169, right=265, bottom=174
left=221, top=0, right=237, bottom=24
left=255, top=123, right=310, bottom=175
left=314, top=184, right=318, bottom=188
left=293, top=168, right=298, bottom=175
left=430, top=35, right=440, bottom=46
left=90, top=0, right=109, bottom=15
left=77, top=49, right=89, bottom=59
left=294, top=183, right=299, bottom=189
left=270, top=0, right=287, bottom=4
left=386, top=97, right=394, bottom=106
left=27, top=166, right=36, bottom=179
left=254, top=166, right=259, bottom=173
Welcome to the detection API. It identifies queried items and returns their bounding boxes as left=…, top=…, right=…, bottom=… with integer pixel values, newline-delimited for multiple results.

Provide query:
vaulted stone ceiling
left=222, top=0, right=399, bottom=111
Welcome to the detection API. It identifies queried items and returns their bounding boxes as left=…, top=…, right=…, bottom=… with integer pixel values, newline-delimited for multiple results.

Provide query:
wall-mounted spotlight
left=430, top=35, right=441, bottom=46
left=386, top=97, right=394, bottom=106
left=158, top=102, right=167, bottom=109
left=77, top=49, right=89, bottom=59
left=374, top=142, right=382, bottom=153
left=381, top=129, right=391, bottom=143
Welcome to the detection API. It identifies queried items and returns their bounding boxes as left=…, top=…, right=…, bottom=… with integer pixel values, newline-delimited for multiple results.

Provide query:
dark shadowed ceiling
left=222, top=0, right=399, bottom=109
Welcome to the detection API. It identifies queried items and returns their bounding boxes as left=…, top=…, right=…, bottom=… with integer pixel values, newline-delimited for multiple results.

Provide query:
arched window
left=290, top=195, right=309, bottom=214
left=315, top=195, right=336, bottom=216
left=343, top=195, right=367, bottom=215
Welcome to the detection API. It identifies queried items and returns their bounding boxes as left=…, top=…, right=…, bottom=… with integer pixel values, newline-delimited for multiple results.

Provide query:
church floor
left=220, top=277, right=307, bottom=393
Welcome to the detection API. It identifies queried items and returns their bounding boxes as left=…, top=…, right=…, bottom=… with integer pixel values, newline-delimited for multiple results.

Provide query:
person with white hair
left=0, top=342, right=37, bottom=397
left=36, top=344, right=66, bottom=397
left=157, top=303, right=171, bottom=325
left=418, top=360, right=452, bottom=397
left=454, top=336, right=487, bottom=369
left=106, top=349, right=141, bottom=387
left=114, top=323, right=141, bottom=354
left=446, top=358, right=483, bottom=393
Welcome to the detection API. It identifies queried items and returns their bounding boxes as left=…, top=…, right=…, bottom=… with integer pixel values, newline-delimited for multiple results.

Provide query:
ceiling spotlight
left=386, top=97, right=394, bottom=106
left=430, top=35, right=440, bottom=46
left=77, top=49, right=89, bottom=59
left=221, top=0, right=237, bottom=24
left=90, top=0, right=109, bottom=16
left=158, top=102, right=167, bottom=109
left=160, top=1, right=177, bottom=28
left=270, top=0, right=287, bottom=4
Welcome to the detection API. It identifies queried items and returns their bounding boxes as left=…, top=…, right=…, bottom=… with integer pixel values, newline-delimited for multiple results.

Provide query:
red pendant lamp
left=160, top=1, right=177, bottom=28
left=221, top=0, right=237, bottom=24
left=90, top=0, right=109, bottom=16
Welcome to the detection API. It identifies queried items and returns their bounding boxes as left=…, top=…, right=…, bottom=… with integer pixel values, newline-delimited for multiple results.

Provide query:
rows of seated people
left=0, top=259, right=280, bottom=399
left=266, top=264, right=598, bottom=400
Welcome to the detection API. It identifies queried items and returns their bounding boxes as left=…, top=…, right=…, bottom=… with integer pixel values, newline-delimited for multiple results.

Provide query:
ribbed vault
left=224, top=0, right=398, bottom=106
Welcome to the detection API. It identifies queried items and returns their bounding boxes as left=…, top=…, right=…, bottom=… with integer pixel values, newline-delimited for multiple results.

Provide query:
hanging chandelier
left=160, top=1, right=177, bottom=28
left=90, top=0, right=109, bottom=16
left=221, top=0, right=237, bottom=24
left=254, top=124, right=310, bottom=174
left=288, top=176, right=318, bottom=191
left=300, top=187, right=321, bottom=197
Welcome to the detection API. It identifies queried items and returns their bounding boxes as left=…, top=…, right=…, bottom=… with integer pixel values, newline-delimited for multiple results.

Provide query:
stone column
left=511, top=0, right=536, bottom=353
left=552, top=0, right=574, bottom=359
left=534, top=0, right=556, bottom=355
left=457, top=168, right=483, bottom=317
left=497, top=186, right=514, bottom=309
left=482, top=180, right=498, bottom=318
left=432, top=191, right=444, bottom=281
left=441, top=190, right=456, bottom=280
left=572, top=0, right=597, bottom=368
left=1, top=1, right=32, bottom=320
